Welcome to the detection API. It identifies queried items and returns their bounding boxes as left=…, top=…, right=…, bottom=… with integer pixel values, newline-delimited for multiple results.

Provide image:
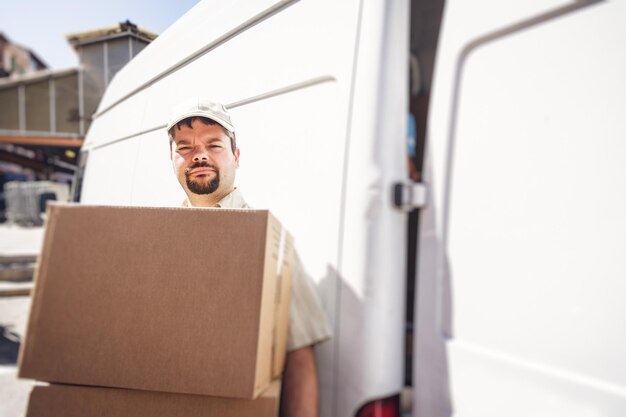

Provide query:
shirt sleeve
left=287, top=252, right=333, bottom=351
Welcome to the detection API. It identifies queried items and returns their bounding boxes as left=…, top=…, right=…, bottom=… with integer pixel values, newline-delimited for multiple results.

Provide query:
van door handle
left=392, top=182, right=428, bottom=211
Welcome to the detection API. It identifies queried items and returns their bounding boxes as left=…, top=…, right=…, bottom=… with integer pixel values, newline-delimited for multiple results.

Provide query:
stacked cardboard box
left=18, top=204, right=293, bottom=416
left=25, top=382, right=282, bottom=417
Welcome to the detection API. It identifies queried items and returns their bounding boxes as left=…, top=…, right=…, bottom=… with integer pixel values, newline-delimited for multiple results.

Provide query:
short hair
left=168, top=116, right=237, bottom=154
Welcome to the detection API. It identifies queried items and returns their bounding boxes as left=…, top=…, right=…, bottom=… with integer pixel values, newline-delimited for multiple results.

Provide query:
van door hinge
left=393, top=182, right=428, bottom=211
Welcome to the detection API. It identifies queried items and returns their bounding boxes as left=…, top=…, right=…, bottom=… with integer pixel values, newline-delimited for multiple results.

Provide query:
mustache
left=185, top=162, right=218, bottom=175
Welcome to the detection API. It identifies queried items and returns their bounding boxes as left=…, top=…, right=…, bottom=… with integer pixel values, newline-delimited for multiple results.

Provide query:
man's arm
left=280, top=345, right=319, bottom=417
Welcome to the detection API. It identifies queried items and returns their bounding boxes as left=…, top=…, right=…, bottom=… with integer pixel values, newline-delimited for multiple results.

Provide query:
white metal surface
left=423, top=0, right=626, bottom=415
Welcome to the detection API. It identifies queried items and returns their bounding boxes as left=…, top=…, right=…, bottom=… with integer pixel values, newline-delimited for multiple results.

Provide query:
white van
left=74, top=0, right=626, bottom=416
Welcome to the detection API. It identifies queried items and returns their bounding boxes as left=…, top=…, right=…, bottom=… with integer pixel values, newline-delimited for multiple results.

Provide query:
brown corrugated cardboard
left=25, top=381, right=281, bottom=417
left=18, top=204, right=292, bottom=399
left=271, top=245, right=291, bottom=379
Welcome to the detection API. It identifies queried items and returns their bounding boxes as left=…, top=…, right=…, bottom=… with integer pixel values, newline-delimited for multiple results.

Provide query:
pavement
left=0, top=223, right=43, bottom=417
left=0, top=224, right=44, bottom=258
left=0, top=296, right=36, bottom=417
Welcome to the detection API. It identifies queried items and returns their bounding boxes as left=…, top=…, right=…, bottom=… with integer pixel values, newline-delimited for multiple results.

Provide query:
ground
left=0, top=224, right=42, bottom=417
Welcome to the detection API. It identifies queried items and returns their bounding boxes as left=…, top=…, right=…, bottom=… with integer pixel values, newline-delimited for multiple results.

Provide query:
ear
left=234, top=148, right=240, bottom=168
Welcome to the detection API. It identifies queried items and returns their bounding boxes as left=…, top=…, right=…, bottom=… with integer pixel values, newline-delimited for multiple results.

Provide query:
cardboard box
left=25, top=381, right=281, bottom=417
left=19, top=204, right=293, bottom=399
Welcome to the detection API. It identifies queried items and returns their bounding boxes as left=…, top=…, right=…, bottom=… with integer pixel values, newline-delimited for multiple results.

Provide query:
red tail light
left=355, top=394, right=400, bottom=417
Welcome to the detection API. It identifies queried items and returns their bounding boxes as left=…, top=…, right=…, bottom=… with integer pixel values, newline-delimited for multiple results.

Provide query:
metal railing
left=4, top=181, right=69, bottom=226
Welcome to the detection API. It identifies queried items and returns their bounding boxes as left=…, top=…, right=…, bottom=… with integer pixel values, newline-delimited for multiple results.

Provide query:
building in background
left=0, top=33, right=48, bottom=78
left=0, top=21, right=156, bottom=223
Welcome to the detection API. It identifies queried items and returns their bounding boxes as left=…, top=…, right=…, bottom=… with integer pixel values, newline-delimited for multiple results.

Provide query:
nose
left=192, top=147, right=209, bottom=162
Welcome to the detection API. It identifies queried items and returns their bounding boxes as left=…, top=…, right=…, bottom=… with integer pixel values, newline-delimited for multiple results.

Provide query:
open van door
left=417, top=0, right=626, bottom=415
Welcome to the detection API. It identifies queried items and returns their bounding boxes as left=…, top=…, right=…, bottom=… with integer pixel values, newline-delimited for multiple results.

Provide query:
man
left=166, top=97, right=332, bottom=417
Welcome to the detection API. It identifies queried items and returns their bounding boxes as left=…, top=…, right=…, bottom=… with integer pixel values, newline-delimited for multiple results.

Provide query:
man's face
left=170, top=119, right=239, bottom=198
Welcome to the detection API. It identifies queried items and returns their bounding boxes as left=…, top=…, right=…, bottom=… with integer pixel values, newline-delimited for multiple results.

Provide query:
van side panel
left=96, top=0, right=295, bottom=112
left=80, top=139, right=140, bottom=205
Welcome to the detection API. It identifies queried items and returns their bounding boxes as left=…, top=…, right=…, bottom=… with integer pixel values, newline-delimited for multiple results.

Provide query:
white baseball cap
left=166, top=97, right=235, bottom=133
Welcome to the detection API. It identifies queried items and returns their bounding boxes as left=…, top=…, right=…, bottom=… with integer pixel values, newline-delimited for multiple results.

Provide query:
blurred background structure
left=0, top=21, right=156, bottom=225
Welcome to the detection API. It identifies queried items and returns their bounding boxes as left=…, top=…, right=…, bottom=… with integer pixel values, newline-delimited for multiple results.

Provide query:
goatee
left=185, top=162, right=220, bottom=194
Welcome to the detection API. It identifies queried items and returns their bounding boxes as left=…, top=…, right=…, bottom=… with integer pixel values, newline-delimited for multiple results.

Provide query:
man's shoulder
left=217, top=189, right=249, bottom=209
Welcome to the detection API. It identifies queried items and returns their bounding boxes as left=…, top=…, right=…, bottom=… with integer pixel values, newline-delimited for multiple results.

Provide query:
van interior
left=405, top=0, right=445, bottom=393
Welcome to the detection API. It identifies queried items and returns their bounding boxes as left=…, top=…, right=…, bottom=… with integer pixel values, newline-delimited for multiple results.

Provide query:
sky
left=1, top=0, right=201, bottom=69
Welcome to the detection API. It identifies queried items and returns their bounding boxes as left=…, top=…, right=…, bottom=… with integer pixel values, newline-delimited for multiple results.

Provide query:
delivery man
left=166, top=97, right=332, bottom=417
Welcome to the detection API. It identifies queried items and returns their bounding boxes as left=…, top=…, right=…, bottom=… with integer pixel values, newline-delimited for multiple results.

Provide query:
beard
left=185, top=162, right=220, bottom=194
